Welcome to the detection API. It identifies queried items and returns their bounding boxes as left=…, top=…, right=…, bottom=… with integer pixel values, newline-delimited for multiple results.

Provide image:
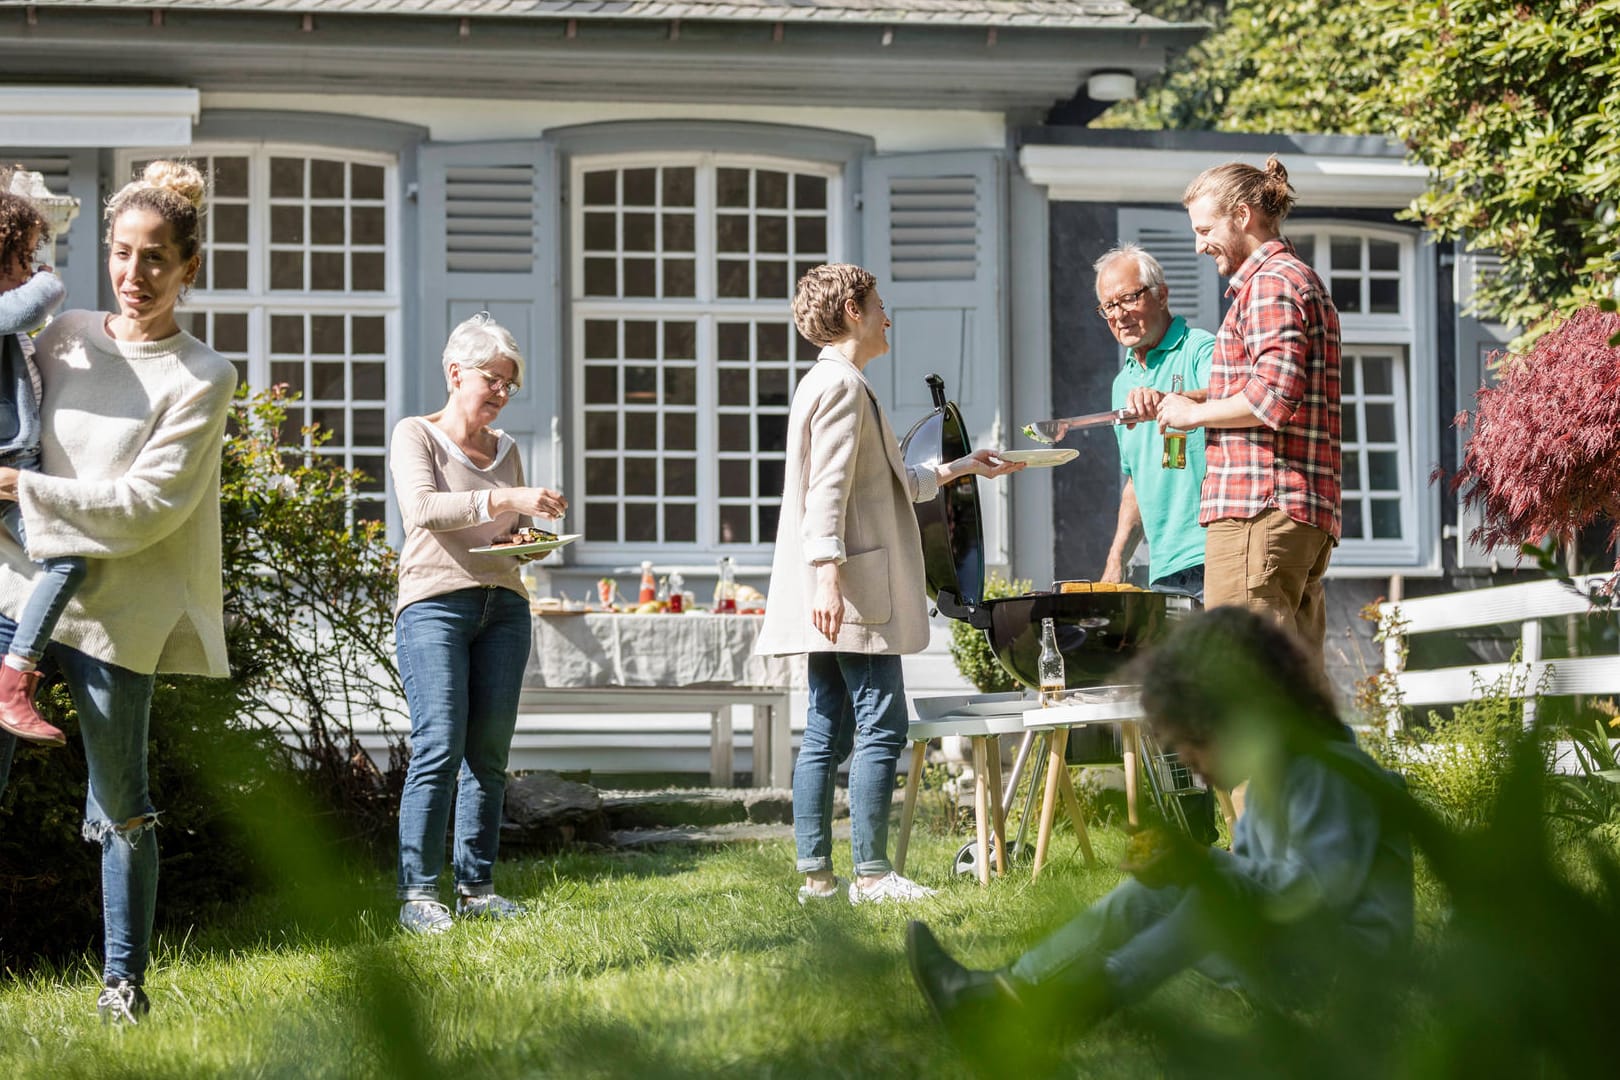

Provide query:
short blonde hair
left=442, top=312, right=524, bottom=390
left=1182, top=155, right=1297, bottom=228
left=791, top=263, right=877, bottom=347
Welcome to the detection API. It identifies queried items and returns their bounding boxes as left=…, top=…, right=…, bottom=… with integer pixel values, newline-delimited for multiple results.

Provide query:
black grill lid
left=900, top=374, right=985, bottom=615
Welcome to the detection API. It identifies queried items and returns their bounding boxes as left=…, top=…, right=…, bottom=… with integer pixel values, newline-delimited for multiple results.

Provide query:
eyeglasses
left=473, top=369, right=520, bottom=397
left=1096, top=286, right=1152, bottom=320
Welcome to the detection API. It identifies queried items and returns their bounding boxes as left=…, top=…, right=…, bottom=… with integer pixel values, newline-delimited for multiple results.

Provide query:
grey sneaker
left=398, top=899, right=454, bottom=934
left=456, top=893, right=524, bottom=920
left=97, top=979, right=150, bottom=1025
left=849, top=871, right=937, bottom=905
left=796, top=875, right=848, bottom=906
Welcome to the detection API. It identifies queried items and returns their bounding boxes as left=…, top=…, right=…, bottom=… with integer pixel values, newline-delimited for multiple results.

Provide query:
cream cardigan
left=755, top=348, right=940, bottom=657
left=0, top=310, right=237, bottom=677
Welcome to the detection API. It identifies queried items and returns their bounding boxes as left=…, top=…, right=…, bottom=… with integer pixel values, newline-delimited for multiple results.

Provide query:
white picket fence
left=1379, top=574, right=1620, bottom=731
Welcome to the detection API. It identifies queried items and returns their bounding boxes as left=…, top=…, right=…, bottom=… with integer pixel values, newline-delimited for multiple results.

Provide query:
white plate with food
left=994, top=448, right=1080, bottom=468
left=469, top=531, right=582, bottom=556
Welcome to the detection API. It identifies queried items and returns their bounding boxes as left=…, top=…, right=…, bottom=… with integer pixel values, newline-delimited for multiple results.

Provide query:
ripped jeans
left=0, top=613, right=158, bottom=986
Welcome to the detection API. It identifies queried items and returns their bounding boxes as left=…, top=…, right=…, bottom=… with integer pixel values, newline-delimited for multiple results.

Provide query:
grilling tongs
left=1022, top=409, right=1145, bottom=444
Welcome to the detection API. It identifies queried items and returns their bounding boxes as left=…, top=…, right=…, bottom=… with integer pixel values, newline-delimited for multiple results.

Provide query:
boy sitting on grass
left=907, top=606, right=1414, bottom=1067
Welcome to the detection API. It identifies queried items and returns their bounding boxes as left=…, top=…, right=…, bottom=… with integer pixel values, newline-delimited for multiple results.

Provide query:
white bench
left=519, top=686, right=792, bottom=788
left=1380, top=574, right=1620, bottom=729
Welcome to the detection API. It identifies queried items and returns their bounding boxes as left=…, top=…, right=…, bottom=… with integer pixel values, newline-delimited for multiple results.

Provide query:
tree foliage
left=1451, top=306, right=1620, bottom=565
left=1379, top=0, right=1620, bottom=341
left=1098, top=0, right=1397, bottom=135
left=1106, top=0, right=1620, bottom=343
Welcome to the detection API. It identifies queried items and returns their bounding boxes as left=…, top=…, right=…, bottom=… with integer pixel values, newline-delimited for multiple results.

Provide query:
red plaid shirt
left=1200, top=238, right=1342, bottom=539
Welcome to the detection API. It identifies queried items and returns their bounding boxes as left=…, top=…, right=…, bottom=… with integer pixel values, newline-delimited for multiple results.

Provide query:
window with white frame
left=572, top=155, right=836, bottom=553
left=1290, top=225, right=1430, bottom=565
left=121, top=145, right=399, bottom=522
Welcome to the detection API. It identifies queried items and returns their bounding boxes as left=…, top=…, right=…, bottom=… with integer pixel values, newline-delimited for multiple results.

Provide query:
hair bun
left=142, top=160, right=207, bottom=209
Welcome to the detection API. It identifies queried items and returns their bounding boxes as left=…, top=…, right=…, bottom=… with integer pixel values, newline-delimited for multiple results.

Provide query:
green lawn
left=0, top=823, right=1260, bottom=1079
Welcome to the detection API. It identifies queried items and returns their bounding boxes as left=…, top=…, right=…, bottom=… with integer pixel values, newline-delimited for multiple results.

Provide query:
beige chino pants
left=1203, top=508, right=1335, bottom=667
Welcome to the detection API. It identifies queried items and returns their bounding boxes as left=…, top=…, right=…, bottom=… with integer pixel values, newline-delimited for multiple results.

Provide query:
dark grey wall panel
left=1048, top=199, right=1125, bottom=582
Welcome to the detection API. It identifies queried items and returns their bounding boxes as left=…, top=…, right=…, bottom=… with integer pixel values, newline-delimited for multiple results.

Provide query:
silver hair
left=1092, top=243, right=1167, bottom=295
left=441, top=311, right=524, bottom=390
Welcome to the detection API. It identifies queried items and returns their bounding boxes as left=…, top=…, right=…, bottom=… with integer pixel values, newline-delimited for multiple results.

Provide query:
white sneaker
left=848, top=871, right=937, bottom=905
left=398, top=899, right=454, bottom=934
left=797, top=875, right=848, bottom=905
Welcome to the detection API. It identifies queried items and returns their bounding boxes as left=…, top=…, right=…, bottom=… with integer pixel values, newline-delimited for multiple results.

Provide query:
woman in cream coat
left=757, top=263, right=1021, bottom=905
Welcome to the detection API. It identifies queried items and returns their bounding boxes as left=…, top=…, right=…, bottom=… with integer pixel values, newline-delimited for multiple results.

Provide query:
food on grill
left=1055, top=580, right=1150, bottom=594
left=490, top=527, right=558, bottom=548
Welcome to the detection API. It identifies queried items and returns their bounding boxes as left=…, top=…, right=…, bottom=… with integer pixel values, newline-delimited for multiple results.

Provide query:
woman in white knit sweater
left=0, top=161, right=237, bottom=1024
left=389, top=313, right=567, bottom=935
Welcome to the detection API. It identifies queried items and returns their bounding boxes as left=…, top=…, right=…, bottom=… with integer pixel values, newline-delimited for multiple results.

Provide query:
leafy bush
left=1363, top=654, right=1551, bottom=830
left=221, top=387, right=408, bottom=849
left=0, top=387, right=407, bottom=971
left=1551, top=701, right=1620, bottom=849
left=948, top=571, right=1031, bottom=693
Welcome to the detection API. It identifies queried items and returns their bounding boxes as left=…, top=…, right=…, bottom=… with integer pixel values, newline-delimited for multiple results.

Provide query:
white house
left=2, top=2, right=1533, bottom=776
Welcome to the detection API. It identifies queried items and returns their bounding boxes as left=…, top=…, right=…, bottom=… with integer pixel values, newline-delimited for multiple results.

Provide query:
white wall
left=200, top=93, right=1007, bottom=153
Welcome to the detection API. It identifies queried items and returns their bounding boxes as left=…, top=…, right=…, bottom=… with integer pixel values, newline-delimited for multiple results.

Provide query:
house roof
left=7, top=1, right=1203, bottom=112
left=17, top=1, right=1168, bottom=31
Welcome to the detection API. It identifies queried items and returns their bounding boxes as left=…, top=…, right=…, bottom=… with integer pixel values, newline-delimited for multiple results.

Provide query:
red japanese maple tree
left=1452, top=305, right=1620, bottom=569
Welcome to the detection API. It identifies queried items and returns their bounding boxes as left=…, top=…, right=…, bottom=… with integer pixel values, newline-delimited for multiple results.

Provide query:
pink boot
left=0, top=665, right=64, bottom=747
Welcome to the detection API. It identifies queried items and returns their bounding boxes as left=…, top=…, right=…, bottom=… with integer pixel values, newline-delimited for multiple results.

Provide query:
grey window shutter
left=1119, top=208, right=1220, bottom=335
left=5, top=151, right=100, bottom=311
left=417, top=139, right=559, bottom=484
left=861, top=149, right=1007, bottom=559
left=1453, top=247, right=1512, bottom=569
left=861, top=150, right=1005, bottom=422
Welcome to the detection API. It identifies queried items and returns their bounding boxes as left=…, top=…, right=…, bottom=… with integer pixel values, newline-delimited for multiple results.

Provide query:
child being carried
left=0, top=181, right=87, bottom=747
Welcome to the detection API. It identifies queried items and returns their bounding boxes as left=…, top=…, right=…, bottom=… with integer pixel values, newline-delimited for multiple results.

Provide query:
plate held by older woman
left=468, top=533, right=581, bottom=556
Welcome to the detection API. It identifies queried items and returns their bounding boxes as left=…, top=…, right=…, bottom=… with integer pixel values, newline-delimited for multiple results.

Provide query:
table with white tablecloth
left=525, top=612, right=805, bottom=786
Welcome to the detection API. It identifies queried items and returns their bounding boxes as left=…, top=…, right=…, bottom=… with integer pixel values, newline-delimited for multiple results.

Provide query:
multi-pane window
left=1339, top=348, right=1412, bottom=544
left=1295, top=234, right=1403, bottom=315
left=1290, top=225, right=1426, bottom=565
left=123, top=145, right=398, bottom=522
left=573, top=155, right=837, bottom=554
left=266, top=156, right=387, bottom=293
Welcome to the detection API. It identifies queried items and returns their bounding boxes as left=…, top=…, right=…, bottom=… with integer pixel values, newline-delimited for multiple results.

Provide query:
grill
left=900, top=374, right=1193, bottom=694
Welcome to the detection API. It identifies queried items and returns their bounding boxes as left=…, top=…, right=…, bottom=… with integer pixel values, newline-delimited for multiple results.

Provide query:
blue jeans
left=1010, top=876, right=1332, bottom=1010
left=793, top=651, right=909, bottom=877
left=0, top=613, right=159, bottom=986
left=1150, top=564, right=1204, bottom=605
left=395, top=586, right=531, bottom=901
left=0, top=497, right=88, bottom=663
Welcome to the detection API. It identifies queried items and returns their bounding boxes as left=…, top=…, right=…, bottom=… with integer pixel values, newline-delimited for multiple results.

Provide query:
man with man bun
left=1156, top=156, right=1342, bottom=664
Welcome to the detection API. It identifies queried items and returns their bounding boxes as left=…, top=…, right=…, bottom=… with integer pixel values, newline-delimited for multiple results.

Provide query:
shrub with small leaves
left=1450, top=305, right=1620, bottom=570
left=948, top=571, right=1032, bottom=693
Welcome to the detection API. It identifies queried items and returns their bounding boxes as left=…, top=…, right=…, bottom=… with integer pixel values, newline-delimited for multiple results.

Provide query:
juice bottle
left=667, top=570, right=685, bottom=614
left=715, top=556, right=737, bottom=614
left=639, top=560, right=657, bottom=605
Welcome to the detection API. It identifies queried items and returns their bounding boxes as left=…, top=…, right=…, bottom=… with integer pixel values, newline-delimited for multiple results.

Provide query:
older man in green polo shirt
left=1096, top=244, right=1215, bottom=601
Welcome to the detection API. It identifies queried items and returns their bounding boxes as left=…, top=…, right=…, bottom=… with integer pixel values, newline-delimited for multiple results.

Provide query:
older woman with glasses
left=389, top=313, right=567, bottom=934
